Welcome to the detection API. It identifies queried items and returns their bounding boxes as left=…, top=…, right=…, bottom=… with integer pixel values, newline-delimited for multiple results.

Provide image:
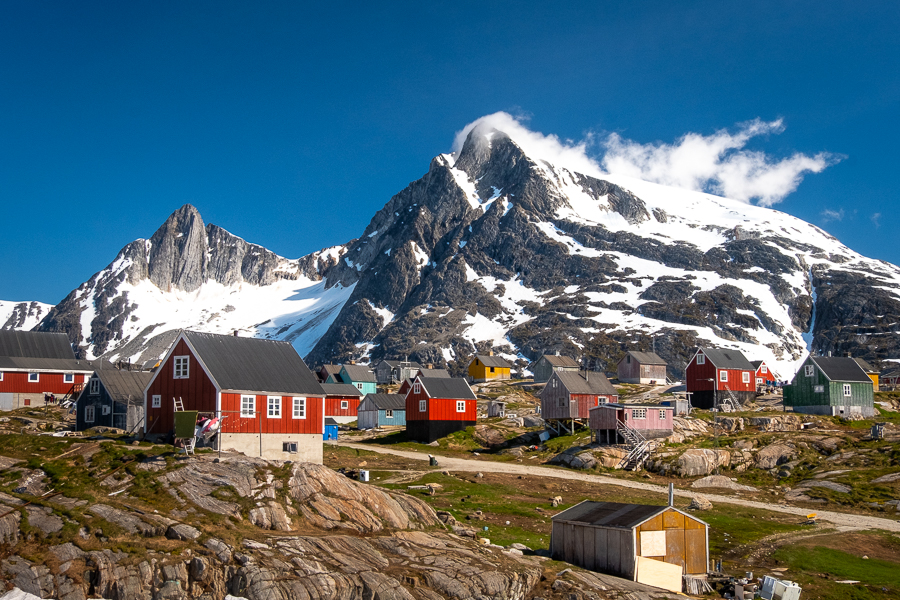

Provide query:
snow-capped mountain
left=22, top=123, right=900, bottom=377
left=1, top=301, right=53, bottom=330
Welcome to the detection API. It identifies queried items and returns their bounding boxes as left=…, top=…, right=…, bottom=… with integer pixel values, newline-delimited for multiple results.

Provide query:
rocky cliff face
left=15, top=123, right=900, bottom=375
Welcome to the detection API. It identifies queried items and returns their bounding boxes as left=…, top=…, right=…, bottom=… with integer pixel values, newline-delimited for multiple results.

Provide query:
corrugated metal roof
left=623, top=351, right=667, bottom=366
left=0, top=330, right=77, bottom=361
left=698, top=348, right=754, bottom=371
left=379, top=360, right=423, bottom=369
left=473, top=355, right=512, bottom=368
left=320, top=383, right=363, bottom=397
left=419, top=376, right=476, bottom=400
left=0, top=356, right=94, bottom=372
left=811, top=356, right=871, bottom=383
left=555, top=371, right=617, bottom=396
left=363, top=393, right=406, bottom=410
left=341, top=364, right=376, bottom=383
left=852, top=357, right=877, bottom=374
left=552, top=501, right=667, bottom=529
left=324, top=417, right=339, bottom=426
left=95, top=370, right=154, bottom=403
left=540, top=354, right=581, bottom=368
left=415, top=368, right=450, bottom=378
left=319, top=365, right=343, bottom=381
left=184, top=331, right=324, bottom=395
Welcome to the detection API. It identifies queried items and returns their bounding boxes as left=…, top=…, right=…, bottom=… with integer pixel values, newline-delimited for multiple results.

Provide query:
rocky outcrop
left=749, top=415, right=803, bottom=432
left=755, top=442, right=797, bottom=469
left=691, top=475, right=757, bottom=491
left=674, top=449, right=731, bottom=477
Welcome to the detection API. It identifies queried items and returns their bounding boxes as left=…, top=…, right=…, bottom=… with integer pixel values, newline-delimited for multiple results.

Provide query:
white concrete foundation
left=219, top=432, right=323, bottom=463
left=326, top=415, right=356, bottom=424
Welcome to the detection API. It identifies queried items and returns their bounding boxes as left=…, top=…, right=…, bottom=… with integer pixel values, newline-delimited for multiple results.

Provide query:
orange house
left=467, top=352, right=512, bottom=383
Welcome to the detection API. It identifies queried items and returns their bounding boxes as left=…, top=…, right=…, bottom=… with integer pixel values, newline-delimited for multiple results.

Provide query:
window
left=101, top=405, right=110, bottom=415
left=719, top=370, right=728, bottom=382
left=804, top=365, right=814, bottom=377
left=283, top=442, right=298, bottom=453
left=28, top=373, right=39, bottom=383
left=552, top=379, right=557, bottom=388
left=843, top=384, right=852, bottom=397
left=419, top=399, right=426, bottom=412
left=742, top=372, right=750, bottom=384
left=356, top=383, right=363, bottom=390
left=490, top=367, right=495, bottom=373
left=456, top=400, right=466, bottom=413
left=631, top=408, right=647, bottom=419
left=341, top=400, right=349, bottom=410
left=626, top=355, right=631, bottom=363
left=173, top=356, right=189, bottom=379
left=268, top=396, right=281, bottom=418
left=761, top=365, right=767, bottom=374
left=24, top=398, right=30, bottom=406
left=814, top=385, right=824, bottom=393
left=151, top=395, right=161, bottom=408
left=63, top=373, right=74, bottom=384
left=241, top=395, right=255, bottom=417
left=385, top=410, right=393, bottom=419
left=292, top=397, right=306, bottom=419
left=0, top=372, right=3, bottom=381
left=413, top=382, right=421, bottom=394
left=659, top=409, right=667, bottom=419
left=696, top=354, right=705, bottom=365
left=85, top=405, right=95, bottom=422
left=89, top=379, right=100, bottom=395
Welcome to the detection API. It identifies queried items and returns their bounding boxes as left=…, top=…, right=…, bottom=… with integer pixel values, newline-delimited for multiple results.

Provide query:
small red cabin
left=405, top=375, right=477, bottom=443
left=144, top=330, right=326, bottom=462
left=320, top=383, right=362, bottom=424
left=685, top=348, right=756, bottom=410
left=750, top=360, right=777, bottom=389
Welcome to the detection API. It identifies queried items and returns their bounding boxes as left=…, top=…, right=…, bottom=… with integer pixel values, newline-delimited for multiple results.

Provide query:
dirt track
left=332, top=441, right=900, bottom=533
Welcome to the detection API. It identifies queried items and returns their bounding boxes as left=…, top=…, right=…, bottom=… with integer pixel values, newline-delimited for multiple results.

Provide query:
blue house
left=324, top=417, right=339, bottom=441
left=339, top=364, right=377, bottom=395
left=357, top=393, right=406, bottom=429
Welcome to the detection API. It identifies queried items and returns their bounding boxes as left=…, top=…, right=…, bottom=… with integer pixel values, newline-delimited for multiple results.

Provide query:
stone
left=733, top=439, right=755, bottom=450
left=749, top=415, right=802, bottom=432
left=166, top=523, right=202, bottom=541
left=473, top=425, right=507, bottom=448
left=756, top=443, right=797, bottom=469
left=689, top=496, right=713, bottom=510
left=87, top=505, right=167, bottom=537
left=24, top=506, right=63, bottom=535
left=249, top=502, right=293, bottom=531
left=872, top=472, right=900, bottom=484
left=715, top=416, right=744, bottom=433
left=675, top=449, right=731, bottom=476
left=522, top=415, right=544, bottom=428
left=691, top=475, right=757, bottom=491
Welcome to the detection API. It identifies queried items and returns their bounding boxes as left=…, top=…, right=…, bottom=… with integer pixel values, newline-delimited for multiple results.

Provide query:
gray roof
left=183, top=331, right=324, bottom=396
left=852, top=357, right=877, bottom=374
left=622, top=351, right=666, bottom=366
left=320, top=383, right=363, bottom=397
left=319, top=365, right=343, bottom=381
left=379, top=360, right=423, bottom=369
left=698, top=348, right=754, bottom=371
left=363, top=393, right=406, bottom=411
left=554, top=371, right=617, bottom=396
left=341, top=364, right=376, bottom=383
left=324, top=417, right=339, bottom=426
left=0, top=356, right=94, bottom=372
left=0, top=330, right=75, bottom=360
left=472, top=355, right=512, bottom=368
left=810, top=356, right=871, bottom=383
left=94, top=370, right=154, bottom=404
left=418, top=376, right=477, bottom=400
left=539, top=354, right=581, bottom=368
left=415, top=368, right=450, bottom=378
left=553, top=501, right=706, bottom=529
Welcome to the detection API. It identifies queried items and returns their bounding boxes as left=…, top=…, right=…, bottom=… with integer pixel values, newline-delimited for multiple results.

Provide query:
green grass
left=772, top=545, right=900, bottom=599
left=701, top=508, right=807, bottom=555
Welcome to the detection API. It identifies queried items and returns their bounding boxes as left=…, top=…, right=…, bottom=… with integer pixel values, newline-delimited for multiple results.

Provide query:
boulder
left=872, top=472, right=900, bottom=484
left=248, top=502, right=293, bottom=531
left=691, top=475, right=757, bottom=491
left=166, top=523, right=202, bottom=541
left=87, top=505, right=167, bottom=537
left=811, top=436, right=845, bottom=454
left=749, top=415, right=802, bottom=432
left=755, top=443, right=796, bottom=469
left=473, top=425, right=507, bottom=448
left=733, top=439, right=755, bottom=450
left=689, top=496, right=713, bottom=510
left=24, top=506, right=63, bottom=535
left=594, top=447, right=627, bottom=469
left=675, top=449, right=731, bottom=477
left=715, top=417, right=744, bottom=433
left=522, top=415, right=544, bottom=428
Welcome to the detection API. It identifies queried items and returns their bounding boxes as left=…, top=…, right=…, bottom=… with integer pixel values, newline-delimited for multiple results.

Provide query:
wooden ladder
left=173, top=397, right=185, bottom=412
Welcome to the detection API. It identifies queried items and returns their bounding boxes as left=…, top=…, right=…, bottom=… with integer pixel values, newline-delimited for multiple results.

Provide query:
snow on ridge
left=0, top=300, right=53, bottom=331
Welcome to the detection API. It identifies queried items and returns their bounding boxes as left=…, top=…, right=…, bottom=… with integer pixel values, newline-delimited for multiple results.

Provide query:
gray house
left=358, top=393, right=406, bottom=429
left=373, top=360, right=423, bottom=384
left=617, top=351, right=667, bottom=384
left=76, top=369, right=153, bottom=432
left=532, top=353, right=581, bottom=383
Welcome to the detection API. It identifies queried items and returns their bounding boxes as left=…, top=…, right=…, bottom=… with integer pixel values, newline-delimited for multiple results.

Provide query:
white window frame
left=631, top=408, right=647, bottom=419
left=761, top=365, right=767, bottom=374
left=805, top=365, right=814, bottom=377
left=356, top=382, right=364, bottom=391
left=719, top=370, right=728, bottom=382
left=89, top=379, right=100, bottom=395
left=419, top=399, right=426, bottom=412
left=173, top=356, right=190, bottom=379
left=63, top=373, right=74, bottom=384
left=659, top=409, right=667, bottom=419
left=696, top=354, right=705, bottom=365
left=101, top=405, right=110, bottom=415
left=292, top=397, right=306, bottom=419
left=385, top=409, right=393, bottom=419
left=814, top=385, right=824, bottom=393
left=151, top=394, right=161, bottom=408
left=843, top=384, right=852, bottom=397
left=268, top=396, right=281, bottom=418
left=340, top=400, right=349, bottom=410
left=742, top=372, right=750, bottom=384
left=282, top=442, right=298, bottom=453
left=85, top=405, right=95, bottom=423
left=241, top=395, right=256, bottom=418
left=28, top=372, right=39, bottom=383
left=413, top=382, right=421, bottom=394
left=456, top=400, right=466, bottom=413
left=0, top=372, right=4, bottom=382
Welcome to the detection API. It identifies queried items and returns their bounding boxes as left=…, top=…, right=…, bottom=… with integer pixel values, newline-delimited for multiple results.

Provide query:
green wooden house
left=783, top=356, right=875, bottom=418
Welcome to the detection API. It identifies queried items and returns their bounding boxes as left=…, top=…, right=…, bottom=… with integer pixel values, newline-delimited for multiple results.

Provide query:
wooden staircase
left=616, top=422, right=652, bottom=471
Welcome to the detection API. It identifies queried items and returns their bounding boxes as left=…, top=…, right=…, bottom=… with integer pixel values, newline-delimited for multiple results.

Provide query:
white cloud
left=821, top=208, right=845, bottom=222
left=451, top=113, right=839, bottom=207
left=871, top=212, right=881, bottom=228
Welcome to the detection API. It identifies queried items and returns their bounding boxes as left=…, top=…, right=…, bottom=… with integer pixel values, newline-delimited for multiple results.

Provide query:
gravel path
left=333, top=441, right=900, bottom=533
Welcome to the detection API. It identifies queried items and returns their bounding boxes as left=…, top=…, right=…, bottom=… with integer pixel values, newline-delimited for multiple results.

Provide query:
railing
left=616, top=421, right=651, bottom=471
left=718, top=384, right=740, bottom=412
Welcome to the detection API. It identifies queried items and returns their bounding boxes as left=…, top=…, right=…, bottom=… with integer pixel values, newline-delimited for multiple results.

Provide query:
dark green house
left=784, top=356, right=875, bottom=418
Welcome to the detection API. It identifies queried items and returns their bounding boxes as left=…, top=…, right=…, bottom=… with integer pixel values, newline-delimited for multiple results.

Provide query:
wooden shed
left=551, top=499, right=708, bottom=591
left=783, top=355, right=875, bottom=418
left=532, top=353, right=580, bottom=384
left=539, top=370, right=618, bottom=435
left=617, top=351, right=667, bottom=385
left=468, top=352, right=512, bottom=383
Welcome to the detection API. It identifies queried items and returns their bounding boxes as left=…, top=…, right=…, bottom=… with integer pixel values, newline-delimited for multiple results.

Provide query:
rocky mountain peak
left=148, top=203, right=209, bottom=293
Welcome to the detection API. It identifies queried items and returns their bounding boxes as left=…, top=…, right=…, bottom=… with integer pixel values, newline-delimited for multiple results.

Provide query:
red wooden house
left=144, top=330, right=326, bottom=463
left=405, top=375, right=477, bottom=443
left=539, top=370, right=618, bottom=434
left=0, top=330, right=94, bottom=411
left=319, top=383, right=362, bottom=424
left=685, top=348, right=756, bottom=410
left=750, top=360, right=777, bottom=389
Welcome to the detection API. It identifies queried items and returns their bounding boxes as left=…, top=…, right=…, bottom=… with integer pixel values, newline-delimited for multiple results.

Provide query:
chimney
left=488, top=350, right=493, bottom=356
left=233, top=330, right=238, bottom=337
left=828, top=351, right=832, bottom=357
left=668, top=483, right=674, bottom=507
left=350, top=359, right=356, bottom=365
left=555, top=350, right=560, bottom=356
left=427, top=364, right=433, bottom=369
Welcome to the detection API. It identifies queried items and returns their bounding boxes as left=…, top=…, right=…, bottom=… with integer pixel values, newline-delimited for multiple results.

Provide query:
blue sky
left=1, top=1, right=898, bottom=304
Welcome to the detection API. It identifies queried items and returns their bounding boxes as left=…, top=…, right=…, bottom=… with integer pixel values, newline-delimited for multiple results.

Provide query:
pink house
left=589, top=403, right=674, bottom=445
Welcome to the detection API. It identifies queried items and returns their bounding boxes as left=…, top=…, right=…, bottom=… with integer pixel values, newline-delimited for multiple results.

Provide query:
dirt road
left=332, top=441, right=900, bottom=533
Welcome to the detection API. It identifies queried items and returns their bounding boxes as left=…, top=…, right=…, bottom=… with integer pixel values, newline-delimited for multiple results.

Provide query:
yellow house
left=854, top=358, right=880, bottom=391
left=468, top=353, right=512, bottom=383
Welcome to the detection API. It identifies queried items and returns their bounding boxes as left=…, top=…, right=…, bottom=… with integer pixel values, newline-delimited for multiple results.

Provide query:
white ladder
left=173, top=397, right=185, bottom=412
left=172, top=397, right=194, bottom=456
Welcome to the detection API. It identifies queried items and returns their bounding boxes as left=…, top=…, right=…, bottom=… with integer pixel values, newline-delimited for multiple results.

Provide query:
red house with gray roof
left=405, top=375, right=477, bottom=443
left=685, top=347, right=756, bottom=410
